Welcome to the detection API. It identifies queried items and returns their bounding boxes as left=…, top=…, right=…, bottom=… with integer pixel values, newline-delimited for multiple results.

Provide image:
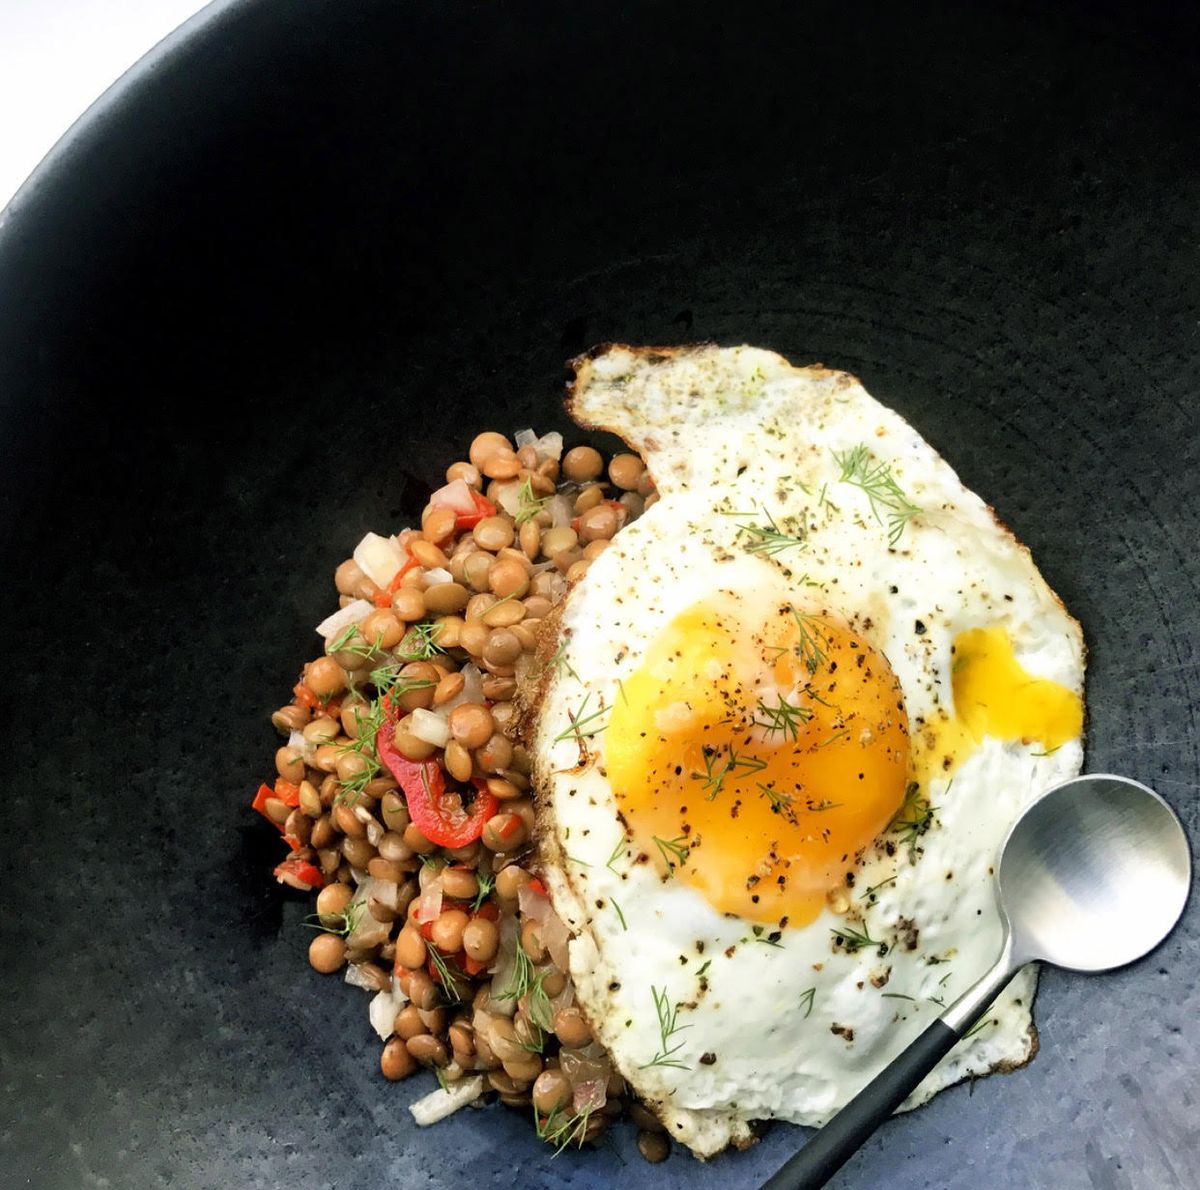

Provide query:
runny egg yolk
left=604, top=597, right=910, bottom=926
left=922, top=625, right=1084, bottom=772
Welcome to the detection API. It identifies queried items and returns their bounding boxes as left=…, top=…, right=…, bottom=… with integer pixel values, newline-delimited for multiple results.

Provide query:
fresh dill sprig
left=757, top=782, right=795, bottom=819
left=729, top=506, right=807, bottom=556
left=610, top=896, right=628, bottom=931
left=326, top=623, right=365, bottom=654
left=605, top=836, right=626, bottom=873
left=396, top=619, right=445, bottom=662
left=537, top=639, right=579, bottom=681
left=652, top=835, right=690, bottom=874
left=333, top=701, right=385, bottom=805
left=368, top=664, right=436, bottom=702
left=790, top=607, right=829, bottom=675
left=640, top=985, right=692, bottom=1070
left=513, top=477, right=551, bottom=526
left=534, top=1102, right=594, bottom=1154
left=963, top=1016, right=996, bottom=1040
left=753, top=693, right=814, bottom=741
left=816, top=728, right=850, bottom=749
left=751, top=925, right=784, bottom=948
left=495, top=945, right=554, bottom=1030
left=798, top=987, right=816, bottom=1019
left=891, top=781, right=933, bottom=859
left=516, top=1016, right=547, bottom=1054
left=426, top=945, right=469, bottom=1003
left=302, top=900, right=365, bottom=938
left=553, top=691, right=609, bottom=744
left=470, top=871, right=495, bottom=913
left=332, top=653, right=445, bottom=804
left=831, top=924, right=887, bottom=955
left=692, top=745, right=768, bottom=800
left=833, top=444, right=921, bottom=546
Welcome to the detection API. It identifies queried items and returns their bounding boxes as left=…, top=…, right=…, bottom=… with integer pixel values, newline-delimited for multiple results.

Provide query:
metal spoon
left=762, top=773, right=1191, bottom=1190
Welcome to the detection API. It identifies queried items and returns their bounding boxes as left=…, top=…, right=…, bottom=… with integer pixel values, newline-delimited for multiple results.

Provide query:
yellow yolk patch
left=923, top=626, right=1084, bottom=772
left=604, top=597, right=910, bottom=925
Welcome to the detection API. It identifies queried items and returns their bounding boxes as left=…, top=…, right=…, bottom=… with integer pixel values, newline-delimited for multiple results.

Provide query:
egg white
left=531, top=346, right=1085, bottom=1157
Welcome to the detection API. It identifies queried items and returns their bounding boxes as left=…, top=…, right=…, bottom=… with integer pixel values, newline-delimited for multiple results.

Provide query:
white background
left=0, top=0, right=211, bottom=208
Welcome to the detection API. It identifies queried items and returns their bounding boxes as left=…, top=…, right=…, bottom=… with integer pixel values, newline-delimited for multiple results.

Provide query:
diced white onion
left=347, top=879, right=391, bottom=949
left=413, top=882, right=443, bottom=925
left=288, top=729, right=316, bottom=761
left=344, top=963, right=381, bottom=992
left=573, top=1078, right=607, bottom=1115
left=549, top=494, right=573, bottom=528
left=409, top=1075, right=485, bottom=1126
left=422, top=567, right=453, bottom=586
left=492, top=480, right=522, bottom=517
left=316, top=598, right=373, bottom=642
left=518, top=883, right=572, bottom=972
left=369, top=989, right=400, bottom=1040
left=372, top=879, right=400, bottom=911
left=514, top=428, right=564, bottom=462
left=438, top=663, right=485, bottom=718
left=560, top=1043, right=611, bottom=1091
left=486, top=914, right=521, bottom=1016
left=410, top=708, right=451, bottom=748
left=550, top=980, right=575, bottom=1016
left=353, top=532, right=407, bottom=588
left=429, top=478, right=477, bottom=516
left=534, top=430, right=563, bottom=461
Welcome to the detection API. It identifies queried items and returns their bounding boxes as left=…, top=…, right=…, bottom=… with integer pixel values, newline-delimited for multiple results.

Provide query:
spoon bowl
left=764, top=773, right=1192, bottom=1189
left=1000, top=774, right=1192, bottom=972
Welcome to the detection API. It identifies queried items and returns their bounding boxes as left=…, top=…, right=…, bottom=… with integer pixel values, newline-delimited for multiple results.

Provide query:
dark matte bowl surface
left=1, top=2, right=1197, bottom=1187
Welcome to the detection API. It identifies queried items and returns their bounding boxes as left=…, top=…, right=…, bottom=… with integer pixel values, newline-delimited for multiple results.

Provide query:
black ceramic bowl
left=2, top=2, right=1197, bottom=1187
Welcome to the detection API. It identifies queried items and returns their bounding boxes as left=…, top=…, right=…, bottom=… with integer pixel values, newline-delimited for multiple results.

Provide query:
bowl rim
left=0, top=0, right=243, bottom=234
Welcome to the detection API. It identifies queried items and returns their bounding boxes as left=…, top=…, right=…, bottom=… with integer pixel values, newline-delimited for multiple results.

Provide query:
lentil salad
left=251, top=427, right=673, bottom=1162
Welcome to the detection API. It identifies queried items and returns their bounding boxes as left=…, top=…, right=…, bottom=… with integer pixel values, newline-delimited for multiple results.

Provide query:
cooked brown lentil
left=251, top=425, right=673, bottom=1159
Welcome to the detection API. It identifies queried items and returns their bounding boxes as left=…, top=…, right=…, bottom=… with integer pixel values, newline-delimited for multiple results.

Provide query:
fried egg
left=530, top=345, right=1085, bottom=1157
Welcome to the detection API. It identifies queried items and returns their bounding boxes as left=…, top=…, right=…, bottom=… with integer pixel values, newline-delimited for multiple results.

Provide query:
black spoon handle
left=760, top=1018, right=959, bottom=1190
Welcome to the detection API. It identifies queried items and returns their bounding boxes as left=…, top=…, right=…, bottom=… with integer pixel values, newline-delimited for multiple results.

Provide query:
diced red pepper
left=252, top=783, right=302, bottom=851
left=273, top=857, right=324, bottom=888
left=374, top=555, right=420, bottom=608
left=251, top=782, right=275, bottom=820
left=293, top=681, right=321, bottom=711
left=274, top=779, right=301, bottom=807
left=426, top=952, right=468, bottom=994
left=376, top=719, right=497, bottom=847
left=461, top=953, right=489, bottom=977
left=454, top=490, right=497, bottom=532
left=528, top=877, right=547, bottom=897
left=473, top=900, right=500, bottom=923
